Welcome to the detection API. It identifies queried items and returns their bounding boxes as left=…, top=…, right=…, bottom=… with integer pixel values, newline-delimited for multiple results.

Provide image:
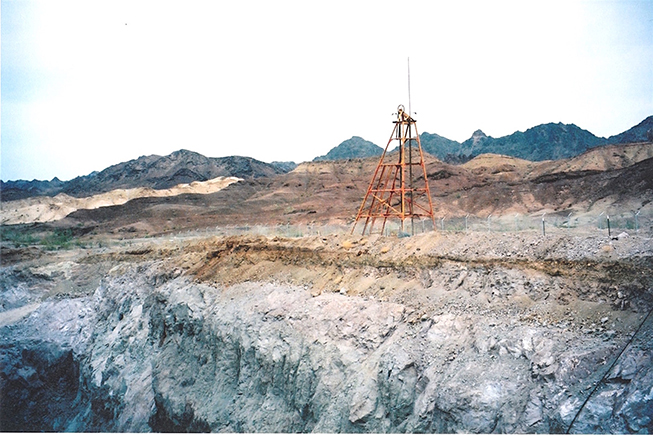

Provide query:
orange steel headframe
left=351, top=105, right=436, bottom=235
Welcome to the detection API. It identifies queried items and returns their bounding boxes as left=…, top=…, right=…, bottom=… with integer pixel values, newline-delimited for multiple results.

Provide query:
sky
left=2, top=0, right=652, bottom=182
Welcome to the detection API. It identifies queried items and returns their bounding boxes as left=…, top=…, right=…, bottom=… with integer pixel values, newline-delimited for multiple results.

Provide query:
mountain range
left=44, top=141, right=653, bottom=237
left=2, top=116, right=651, bottom=201
left=313, top=136, right=383, bottom=161
left=327, top=115, right=653, bottom=163
left=1, top=150, right=285, bottom=201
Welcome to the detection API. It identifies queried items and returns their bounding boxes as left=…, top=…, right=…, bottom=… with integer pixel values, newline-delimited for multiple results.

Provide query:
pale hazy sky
left=2, top=0, right=652, bottom=181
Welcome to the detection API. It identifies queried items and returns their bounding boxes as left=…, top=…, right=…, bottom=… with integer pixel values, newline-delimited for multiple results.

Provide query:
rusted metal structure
left=351, top=105, right=436, bottom=235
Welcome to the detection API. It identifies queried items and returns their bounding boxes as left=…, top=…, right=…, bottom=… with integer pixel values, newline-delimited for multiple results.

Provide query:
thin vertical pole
left=408, top=57, right=412, bottom=117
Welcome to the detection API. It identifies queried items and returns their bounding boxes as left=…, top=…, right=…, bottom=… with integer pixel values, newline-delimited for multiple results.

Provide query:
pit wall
left=2, top=254, right=652, bottom=433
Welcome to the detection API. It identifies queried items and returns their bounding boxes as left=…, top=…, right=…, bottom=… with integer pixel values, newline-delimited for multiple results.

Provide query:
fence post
left=607, top=215, right=611, bottom=238
left=465, top=214, right=469, bottom=232
left=542, top=213, right=546, bottom=237
left=635, top=210, right=640, bottom=233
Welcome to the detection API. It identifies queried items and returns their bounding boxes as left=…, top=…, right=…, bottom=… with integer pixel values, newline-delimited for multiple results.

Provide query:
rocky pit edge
left=1, top=231, right=652, bottom=433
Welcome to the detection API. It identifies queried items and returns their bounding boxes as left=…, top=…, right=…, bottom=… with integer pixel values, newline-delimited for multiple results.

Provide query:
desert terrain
left=0, top=176, right=241, bottom=225
left=1, top=141, right=652, bottom=433
left=3, top=141, right=651, bottom=238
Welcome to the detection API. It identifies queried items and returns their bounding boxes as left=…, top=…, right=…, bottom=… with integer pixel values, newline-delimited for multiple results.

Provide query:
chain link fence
left=424, top=210, right=652, bottom=237
left=166, top=223, right=351, bottom=241
left=164, top=209, right=652, bottom=241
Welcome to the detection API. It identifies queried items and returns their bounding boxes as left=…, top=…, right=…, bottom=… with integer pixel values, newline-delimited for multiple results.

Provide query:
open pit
left=1, top=229, right=652, bottom=433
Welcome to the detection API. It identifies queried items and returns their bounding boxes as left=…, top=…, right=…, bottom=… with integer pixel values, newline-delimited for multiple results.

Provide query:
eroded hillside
left=3, top=142, right=652, bottom=237
left=1, top=176, right=241, bottom=225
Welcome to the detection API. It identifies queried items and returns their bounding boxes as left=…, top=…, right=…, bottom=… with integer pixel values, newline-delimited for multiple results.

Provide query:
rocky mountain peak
left=313, top=136, right=383, bottom=162
left=169, top=149, right=199, bottom=158
left=471, top=129, right=487, bottom=145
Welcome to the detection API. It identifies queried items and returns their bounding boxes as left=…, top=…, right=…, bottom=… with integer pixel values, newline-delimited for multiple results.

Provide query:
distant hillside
left=313, top=136, right=383, bottom=161
left=417, top=116, right=652, bottom=163
left=606, top=116, right=653, bottom=144
left=0, top=178, right=66, bottom=201
left=418, top=132, right=462, bottom=163
left=270, top=161, right=298, bottom=172
left=396, top=123, right=605, bottom=163
left=459, top=123, right=607, bottom=161
left=1, top=150, right=285, bottom=201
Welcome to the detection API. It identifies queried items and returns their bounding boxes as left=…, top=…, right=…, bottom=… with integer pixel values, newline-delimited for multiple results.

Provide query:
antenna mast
left=408, top=57, right=413, bottom=116
left=408, top=57, right=412, bottom=116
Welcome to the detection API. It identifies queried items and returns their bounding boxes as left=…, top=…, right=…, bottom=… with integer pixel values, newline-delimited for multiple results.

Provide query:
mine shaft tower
left=352, top=105, right=436, bottom=235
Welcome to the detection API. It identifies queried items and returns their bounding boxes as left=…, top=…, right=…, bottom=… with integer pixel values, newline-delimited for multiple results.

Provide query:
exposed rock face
left=471, top=129, right=488, bottom=146
left=606, top=116, right=653, bottom=145
left=270, top=161, right=298, bottom=172
left=1, top=232, right=652, bottom=433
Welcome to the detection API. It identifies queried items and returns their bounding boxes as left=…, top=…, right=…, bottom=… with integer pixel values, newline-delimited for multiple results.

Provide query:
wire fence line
left=165, top=210, right=652, bottom=240
left=415, top=211, right=652, bottom=236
